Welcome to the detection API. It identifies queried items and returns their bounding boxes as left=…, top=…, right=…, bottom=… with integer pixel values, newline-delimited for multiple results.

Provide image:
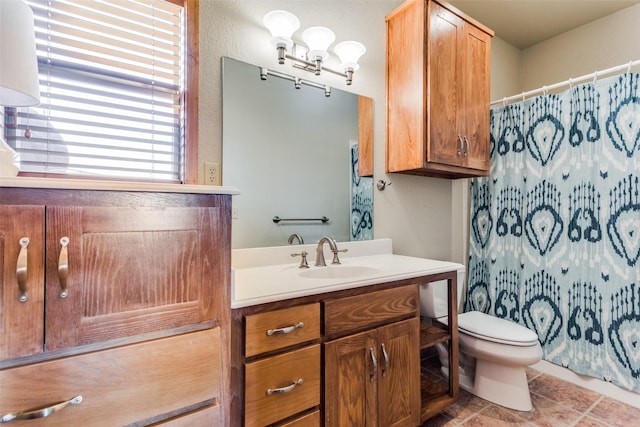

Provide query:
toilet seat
left=439, top=311, right=539, bottom=347
left=459, top=311, right=539, bottom=346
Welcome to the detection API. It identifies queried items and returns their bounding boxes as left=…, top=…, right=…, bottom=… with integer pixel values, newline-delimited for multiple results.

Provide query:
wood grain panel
left=0, top=206, right=45, bottom=361
left=377, top=317, right=421, bottom=427
left=245, top=303, right=320, bottom=358
left=385, top=0, right=426, bottom=172
left=244, top=345, right=320, bottom=427
left=0, top=328, right=221, bottom=426
left=323, top=284, right=418, bottom=337
left=44, top=205, right=223, bottom=351
left=358, top=96, right=374, bottom=177
left=324, top=329, right=377, bottom=427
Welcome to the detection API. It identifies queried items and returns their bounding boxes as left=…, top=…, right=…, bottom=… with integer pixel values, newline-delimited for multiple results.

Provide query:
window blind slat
left=11, top=0, right=185, bottom=182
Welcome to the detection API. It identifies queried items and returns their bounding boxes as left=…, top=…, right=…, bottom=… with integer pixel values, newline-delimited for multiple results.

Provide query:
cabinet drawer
left=324, top=284, right=418, bottom=336
left=278, top=410, right=320, bottom=426
left=245, top=345, right=320, bottom=427
left=154, top=404, right=221, bottom=426
left=245, top=303, right=320, bottom=357
left=0, top=328, right=221, bottom=426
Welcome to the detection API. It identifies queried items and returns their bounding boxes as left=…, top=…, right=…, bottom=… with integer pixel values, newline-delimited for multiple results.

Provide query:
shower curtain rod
left=490, top=59, right=640, bottom=107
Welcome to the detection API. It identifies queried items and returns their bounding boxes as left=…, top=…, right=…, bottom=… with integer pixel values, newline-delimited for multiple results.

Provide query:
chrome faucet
left=288, top=233, right=304, bottom=245
left=315, top=236, right=347, bottom=266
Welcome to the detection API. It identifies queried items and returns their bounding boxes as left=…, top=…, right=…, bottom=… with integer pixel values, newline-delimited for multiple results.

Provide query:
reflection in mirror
left=222, top=57, right=373, bottom=249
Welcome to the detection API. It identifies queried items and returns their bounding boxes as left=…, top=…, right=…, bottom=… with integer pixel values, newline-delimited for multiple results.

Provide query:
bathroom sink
left=298, top=265, right=380, bottom=279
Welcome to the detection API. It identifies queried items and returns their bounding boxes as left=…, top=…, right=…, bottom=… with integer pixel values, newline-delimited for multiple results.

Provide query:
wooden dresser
left=0, top=180, right=236, bottom=425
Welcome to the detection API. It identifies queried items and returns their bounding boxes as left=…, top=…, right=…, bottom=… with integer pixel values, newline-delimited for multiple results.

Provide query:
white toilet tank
left=420, top=268, right=465, bottom=318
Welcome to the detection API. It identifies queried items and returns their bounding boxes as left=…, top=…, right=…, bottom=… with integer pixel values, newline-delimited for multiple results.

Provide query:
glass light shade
left=0, top=0, right=40, bottom=106
left=301, top=26, right=335, bottom=61
left=263, top=10, right=300, bottom=49
left=334, top=41, right=366, bottom=71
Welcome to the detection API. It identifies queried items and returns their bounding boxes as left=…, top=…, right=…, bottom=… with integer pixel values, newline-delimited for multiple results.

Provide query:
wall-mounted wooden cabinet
left=386, top=0, right=494, bottom=178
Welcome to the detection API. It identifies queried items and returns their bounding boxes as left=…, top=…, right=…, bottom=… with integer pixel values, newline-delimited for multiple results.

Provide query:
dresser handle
left=369, top=347, right=377, bottom=383
left=457, top=135, right=463, bottom=156
left=0, top=395, right=83, bottom=423
left=58, top=237, right=70, bottom=299
left=381, top=343, right=389, bottom=379
left=266, top=378, right=303, bottom=396
left=16, top=238, right=30, bottom=303
left=463, top=135, right=470, bottom=157
left=266, top=322, right=304, bottom=336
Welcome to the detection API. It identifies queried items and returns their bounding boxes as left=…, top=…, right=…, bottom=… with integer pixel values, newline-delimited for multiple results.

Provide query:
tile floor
left=421, top=352, right=640, bottom=427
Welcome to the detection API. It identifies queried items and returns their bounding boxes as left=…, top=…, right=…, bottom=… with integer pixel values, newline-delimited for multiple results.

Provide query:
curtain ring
left=593, top=71, right=598, bottom=83
left=542, top=85, right=547, bottom=96
left=627, top=61, right=633, bottom=74
left=502, top=97, right=507, bottom=107
left=521, top=92, right=526, bottom=102
left=568, top=77, right=573, bottom=89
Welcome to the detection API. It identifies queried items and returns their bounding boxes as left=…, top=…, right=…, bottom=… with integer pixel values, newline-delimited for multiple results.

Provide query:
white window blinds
left=5, top=0, right=184, bottom=182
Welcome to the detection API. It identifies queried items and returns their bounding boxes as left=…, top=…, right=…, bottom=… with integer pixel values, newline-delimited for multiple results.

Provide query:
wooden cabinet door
left=44, top=206, right=225, bottom=351
left=462, top=22, right=492, bottom=171
left=428, top=2, right=465, bottom=167
left=377, top=318, right=421, bottom=427
left=324, top=330, right=378, bottom=427
left=0, top=205, right=44, bottom=360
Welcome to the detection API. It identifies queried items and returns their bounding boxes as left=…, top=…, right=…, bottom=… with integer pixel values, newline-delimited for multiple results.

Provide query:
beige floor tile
left=587, top=396, right=640, bottom=427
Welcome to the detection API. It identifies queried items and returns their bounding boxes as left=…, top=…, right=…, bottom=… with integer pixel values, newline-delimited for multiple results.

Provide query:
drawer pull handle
left=463, top=135, right=470, bottom=157
left=266, top=322, right=304, bottom=336
left=58, top=237, right=69, bottom=298
left=16, top=237, right=30, bottom=303
left=0, top=395, right=83, bottom=423
left=369, top=347, right=377, bottom=383
left=266, top=378, right=303, bottom=396
left=457, top=135, right=463, bottom=156
left=381, top=343, right=389, bottom=378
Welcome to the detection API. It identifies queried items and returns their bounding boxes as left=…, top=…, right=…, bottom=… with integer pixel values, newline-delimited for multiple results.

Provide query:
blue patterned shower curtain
left=468, top=72, right=640, bottom=393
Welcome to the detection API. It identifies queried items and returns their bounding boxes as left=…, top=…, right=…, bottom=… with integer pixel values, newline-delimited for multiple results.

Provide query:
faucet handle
left=331, top=248, right=348, bottom=265
left=291, top=251, right=310, bottom=268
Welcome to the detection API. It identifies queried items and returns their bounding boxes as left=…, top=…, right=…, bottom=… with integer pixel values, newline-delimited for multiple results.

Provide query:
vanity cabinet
left=0, top=186, right=232, bottom=425
left=386, top=0, right=493, bottom=178
left=324, top=285, right=420, bottom=427
left=232, top=281, right=433, bottom=426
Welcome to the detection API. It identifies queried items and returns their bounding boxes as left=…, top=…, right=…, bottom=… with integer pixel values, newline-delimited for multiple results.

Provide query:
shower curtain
left=468, top=72, right=640, bottom=393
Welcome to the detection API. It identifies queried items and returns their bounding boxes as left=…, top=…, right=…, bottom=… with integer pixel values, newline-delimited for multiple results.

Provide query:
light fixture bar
left=260, top=67, right=331, bottom=97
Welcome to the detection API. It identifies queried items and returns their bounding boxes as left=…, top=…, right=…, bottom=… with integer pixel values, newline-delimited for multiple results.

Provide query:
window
left=3, top=0, right=197, bottom=183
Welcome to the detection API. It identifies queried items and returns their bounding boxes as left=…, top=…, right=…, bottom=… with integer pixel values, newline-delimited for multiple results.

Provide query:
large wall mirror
left=222, top=57, right=373, bottom=249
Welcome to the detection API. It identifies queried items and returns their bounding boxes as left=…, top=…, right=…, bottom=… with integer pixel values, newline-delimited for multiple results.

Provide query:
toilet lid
left=459, top=311, right=539, bottom=345
left=442, top=311, right=539, bottom=346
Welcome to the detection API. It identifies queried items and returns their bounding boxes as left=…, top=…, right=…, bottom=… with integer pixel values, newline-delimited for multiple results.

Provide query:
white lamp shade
left=301, top=26, right=335, bottom=61
left=0, top=0, right=40, bottom=106
left=263, top=10, right=300, bottom=49
left=334, top=41, right=366, bottom=71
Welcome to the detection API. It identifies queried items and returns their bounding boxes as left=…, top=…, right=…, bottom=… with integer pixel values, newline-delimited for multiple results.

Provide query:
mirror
left=222, top=57, right=373, bottom=249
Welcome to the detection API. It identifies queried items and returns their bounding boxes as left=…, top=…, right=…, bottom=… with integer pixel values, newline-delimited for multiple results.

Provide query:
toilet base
left=466, top=359, right=533, bottom=411
left=436, top=343, right=535, bottom=412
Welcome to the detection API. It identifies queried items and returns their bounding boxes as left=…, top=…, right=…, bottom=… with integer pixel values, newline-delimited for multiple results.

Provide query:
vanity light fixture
left=262, top=10, right=366, bottom=85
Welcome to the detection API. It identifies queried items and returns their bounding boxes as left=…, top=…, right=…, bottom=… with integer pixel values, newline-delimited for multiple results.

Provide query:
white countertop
left=231, top=239, right=465, bottom=308
left=0, top=176, right=239, bottom=195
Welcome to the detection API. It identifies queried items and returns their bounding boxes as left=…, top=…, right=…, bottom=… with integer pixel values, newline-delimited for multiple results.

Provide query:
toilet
left=420, top=274, right=542, bottom=412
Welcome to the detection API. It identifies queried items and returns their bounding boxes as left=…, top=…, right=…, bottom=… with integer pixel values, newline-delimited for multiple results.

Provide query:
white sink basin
left=298, top=265, right=380, bottom=279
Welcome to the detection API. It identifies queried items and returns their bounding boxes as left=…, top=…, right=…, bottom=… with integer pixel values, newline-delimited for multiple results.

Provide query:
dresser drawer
left=0, top=328, right=221, bottom=426
left=277, top=410, right=321, bottom=426
left=155, top=404, right=221, bottom=426
left=245, top=303, right=320, bottom=357
left=245, top=344, right=320, bottom=427
left=324, top=284, right=418, bottom=336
